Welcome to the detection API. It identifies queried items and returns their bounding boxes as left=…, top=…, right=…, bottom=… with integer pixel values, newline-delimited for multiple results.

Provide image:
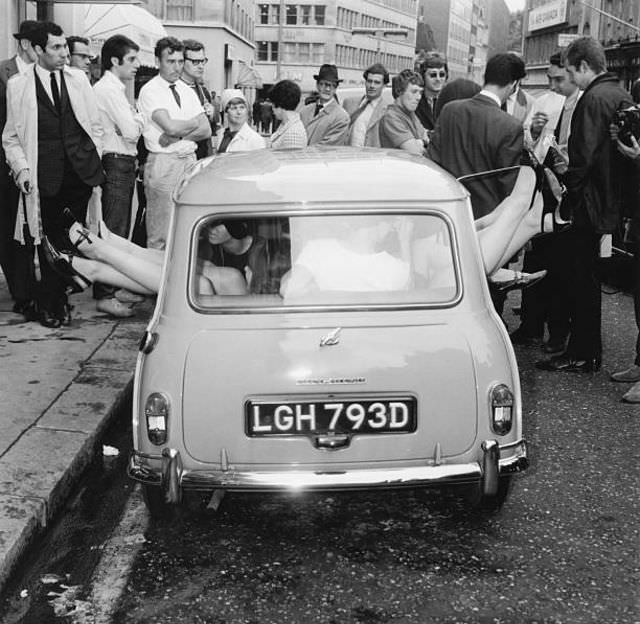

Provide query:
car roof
left=175, top=147, right=468, bottom=208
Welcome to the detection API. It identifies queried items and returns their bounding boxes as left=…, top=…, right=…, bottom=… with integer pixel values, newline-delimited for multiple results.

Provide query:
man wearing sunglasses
left=415, top=51, right=448, bottom=134
left=180, top=39, right=217, bottom=158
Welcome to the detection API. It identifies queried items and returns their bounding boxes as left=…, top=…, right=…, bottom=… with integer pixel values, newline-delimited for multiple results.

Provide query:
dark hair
left=183, top=39, right=205, bottom=54
left=31, top=22, right=64, bottom=52
left=565, top=36, right=606, bottom=74
left=66, top=35, right=89, bottom=55
left=484, top=53, right=526, bottom=87
left=222, top=221, right=249, bottom=239
left=549, top=52, right=563, bottom=68
left=363, top=63, right=389, bottom=84
left=416, top=51, right=448, bottom=77
left=392, top=69, right=424, bottom=98
left=154, top=36, right=184, bottom=59
left=435, top=78, right=481, bottom=117
left=101, top=34, right=139, bottom=72
left=269, top=79, right=301, bottom=111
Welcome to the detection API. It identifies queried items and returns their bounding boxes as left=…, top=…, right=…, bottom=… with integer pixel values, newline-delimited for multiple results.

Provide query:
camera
left=612, top=104, right=640, bottom=145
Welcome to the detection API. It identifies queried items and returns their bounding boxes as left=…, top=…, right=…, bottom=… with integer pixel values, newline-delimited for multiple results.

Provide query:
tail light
left=145, top=392, right=169, bottom=445
left=490, top=384, right=513, bottom=435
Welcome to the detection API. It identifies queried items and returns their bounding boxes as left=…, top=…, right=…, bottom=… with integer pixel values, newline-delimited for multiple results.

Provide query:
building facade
left=145, top=0, right=258, bottom=95
left=417, top=0, right=510, bottom=81
left=523, top=0, right=640, bottom=90
left=254, top=1, right=418, bottom=95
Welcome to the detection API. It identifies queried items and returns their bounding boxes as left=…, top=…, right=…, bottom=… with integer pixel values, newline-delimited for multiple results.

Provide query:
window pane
left=270, top=4, right=280, bottom=24
left=283, top=42, right=296, bottom=63
left=298, top=42, right=310, bottom=62
left=286, top=4, right=297, bottom=24
left=257, top=41, right=268, bottom=61
left=258, top=3, right=269, bottom=24
left=314, top=5, right=325, bottom=25
left=312, top=43, right=325, bottom=64
left=301, top=5, right=311, bottom=25
left=270, top=41, right=279, bottom=61
left=192, top=214, right=458, bottom=310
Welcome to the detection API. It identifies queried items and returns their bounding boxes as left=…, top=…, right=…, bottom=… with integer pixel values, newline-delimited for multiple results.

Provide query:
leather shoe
left=622, top=381, right=640, bottom=403
left=510, top=328, right=543, bottom=347
left=38, top=308, right=62, bottom=329
left=610, top=364, right=640, bottom=383
left=535, top=354, right=601, bottom=373
left=13, top=300, right=39, bottom=322
left=96, top=297, right=134, bottom=318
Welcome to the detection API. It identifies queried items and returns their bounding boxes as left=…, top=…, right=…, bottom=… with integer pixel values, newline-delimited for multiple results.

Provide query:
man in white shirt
left=137, top=37, right=211, bottom=249
left=92, top=34, right=144, bottom=317
left=67, top=36, right=93, bottom=78
left=342, top=63, right=390, bottom=148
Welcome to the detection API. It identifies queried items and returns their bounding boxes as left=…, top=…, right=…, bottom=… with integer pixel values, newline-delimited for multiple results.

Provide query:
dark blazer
left=416, top=94, right=437, bottom=131
left=565, top=72, right=634, bottom=233
left=427, top=93, right=524, bottom=219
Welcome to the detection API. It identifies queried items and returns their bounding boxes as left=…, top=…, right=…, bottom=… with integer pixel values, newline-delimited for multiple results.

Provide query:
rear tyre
left=461, top=475, right=512, bottom=513
left=142, top=484, right=178, bottom=519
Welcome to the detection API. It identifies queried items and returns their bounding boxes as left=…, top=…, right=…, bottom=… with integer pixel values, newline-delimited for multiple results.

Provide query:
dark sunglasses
left=185, top=57, right=208, bottom=65
left=426, top=70, right=447, bottom=78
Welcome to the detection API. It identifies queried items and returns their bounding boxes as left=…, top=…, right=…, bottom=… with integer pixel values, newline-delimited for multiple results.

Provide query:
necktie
left=554, top=108, right=564, bottom=142
left=193, top=83, right=205, bottom=105
left=50, top=71, right=61, bottom=113
left=314, top=102, right=323, bottom=117
left=169, top=83, right=181, bottom=108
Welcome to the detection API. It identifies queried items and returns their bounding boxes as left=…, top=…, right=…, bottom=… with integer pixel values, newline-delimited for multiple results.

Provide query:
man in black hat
left=0, top=20, right=40, bottom=320
left=300, top=64, right=349, bottom=145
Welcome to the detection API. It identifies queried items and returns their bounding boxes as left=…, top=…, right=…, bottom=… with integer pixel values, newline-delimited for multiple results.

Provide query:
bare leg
left=73, top=257, right=156, bottom=295
left=97, top=220, right=164, bottom=265
left=476, top=167, right=537, bottom=274
left=200, top=260, right=249, bottom=295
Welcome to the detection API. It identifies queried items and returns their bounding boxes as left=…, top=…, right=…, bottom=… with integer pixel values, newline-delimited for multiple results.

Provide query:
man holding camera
left=536, top=37, right=634, bottom=373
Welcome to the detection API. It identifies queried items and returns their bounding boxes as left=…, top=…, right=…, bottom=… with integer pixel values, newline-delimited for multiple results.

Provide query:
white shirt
left=34, top=63, right=60, bottom=106
left=137, top=75, right=204, bottom=155
left=93, top=71, right=142, bottom=156
left=479, top=89, right=501, bottom=107
left=349, top=97, right=380, bottom=147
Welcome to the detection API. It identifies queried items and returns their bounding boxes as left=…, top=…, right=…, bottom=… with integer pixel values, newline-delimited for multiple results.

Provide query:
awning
left=83, top=4, right=167, bottom=67
left=236, top=60, right=263, bottom=89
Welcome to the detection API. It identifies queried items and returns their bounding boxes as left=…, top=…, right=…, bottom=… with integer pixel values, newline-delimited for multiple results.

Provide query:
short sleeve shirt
left=379, top=103, right=424, bottom=149
left=137, top=75, right=204, bottom=155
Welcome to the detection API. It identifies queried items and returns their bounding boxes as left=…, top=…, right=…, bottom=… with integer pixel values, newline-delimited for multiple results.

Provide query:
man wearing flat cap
left=0, top=20, right=40, bottom=322
left=300, top=64, right=349, bottom=145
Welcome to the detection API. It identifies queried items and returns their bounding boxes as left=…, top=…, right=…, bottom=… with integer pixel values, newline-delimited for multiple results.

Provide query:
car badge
left=320, top=327, right=341, bottom=347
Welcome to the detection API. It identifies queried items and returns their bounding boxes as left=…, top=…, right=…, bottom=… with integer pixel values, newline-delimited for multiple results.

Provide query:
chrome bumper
left=128, top=440, right=528, bottom=504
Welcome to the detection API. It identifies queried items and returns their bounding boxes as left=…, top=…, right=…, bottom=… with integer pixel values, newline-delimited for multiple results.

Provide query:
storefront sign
left=528, top=0, right=568, bottom=32
left=558, top=33, right=580, bottom=47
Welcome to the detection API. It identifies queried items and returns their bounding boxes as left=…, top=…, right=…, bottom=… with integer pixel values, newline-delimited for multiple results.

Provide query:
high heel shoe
left=67, top=221, right=94, bottom=253
left=532, top=164, right=572, bottom=233
left=40, top=236, right=92, bottom=293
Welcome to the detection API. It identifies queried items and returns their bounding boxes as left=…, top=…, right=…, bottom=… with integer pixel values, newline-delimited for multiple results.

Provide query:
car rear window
left=190, top=213, right=459, bottom=310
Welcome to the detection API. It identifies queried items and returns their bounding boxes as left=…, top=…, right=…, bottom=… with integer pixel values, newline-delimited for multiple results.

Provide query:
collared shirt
left=349, top=97, right=380, bottom=147
left=93, top=70, right=142, bottom=156
left=15, top=55, right=32, bottom=75
left=137, top=74, right=204, bottom=155
left=34, top=63, right=60, bottom=105
left=270, top=113, right=307, bottom=149
left=379, top=102, right=425, bottom=149
left=479, top=89, right=501, bottom=107
left=556, top=88, right=581, bottom=156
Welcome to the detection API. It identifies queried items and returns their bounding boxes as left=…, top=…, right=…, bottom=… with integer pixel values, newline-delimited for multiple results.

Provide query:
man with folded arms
left=137, top=37, right=211, bottom=250
left=92, top=34, right=144, bottom=317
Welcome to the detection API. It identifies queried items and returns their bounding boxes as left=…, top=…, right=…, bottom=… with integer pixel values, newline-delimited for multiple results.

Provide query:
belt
left=103, top=152, right=136, bottom=160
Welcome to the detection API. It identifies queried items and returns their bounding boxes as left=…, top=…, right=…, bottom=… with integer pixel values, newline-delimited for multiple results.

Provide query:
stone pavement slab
left=0, top=276, right=151, bottom=592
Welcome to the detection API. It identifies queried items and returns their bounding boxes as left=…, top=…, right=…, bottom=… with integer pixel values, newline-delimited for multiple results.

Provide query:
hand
left=617, top=135, right=640, bottom=160
left=609, top=123, right=620, bottom=141
left=16, top=168, right=31, bottom=194
left=158, top=132, right=180, bottom=147
left=530, top=112, right=549, bottom=140
left=203, top=102, right=214, bottom=120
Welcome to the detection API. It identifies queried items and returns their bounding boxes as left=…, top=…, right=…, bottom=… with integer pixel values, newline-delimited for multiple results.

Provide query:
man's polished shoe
left=96, top=297, right=134, bottom=318
left=510, top=327, right=543, bottom=347
left=622, top=381, right=640, bottom=403
left=535, top=353, right=601, bottom=373
left=38, top=308, right=62, bottom=329
left=13, top=300, right=39, bottom=322
left=610, top=364, right=640, bottom=383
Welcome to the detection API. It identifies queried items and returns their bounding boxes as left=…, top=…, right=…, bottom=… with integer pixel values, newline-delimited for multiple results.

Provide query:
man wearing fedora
left=300, top=64, right=349, bottom=146
left=0, top=20, right=40, bottom=321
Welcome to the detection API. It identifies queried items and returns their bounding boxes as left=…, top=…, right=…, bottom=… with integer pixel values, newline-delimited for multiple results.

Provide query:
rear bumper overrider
left=128, top=439, right=528, bottom=504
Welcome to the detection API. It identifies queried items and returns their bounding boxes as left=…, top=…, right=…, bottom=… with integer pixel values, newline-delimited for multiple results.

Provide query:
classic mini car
left=129, top=147, right=528, bottom=516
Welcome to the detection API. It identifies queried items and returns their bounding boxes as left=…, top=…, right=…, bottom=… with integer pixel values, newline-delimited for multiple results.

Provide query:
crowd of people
left=1, top=19, right=639, bottom=401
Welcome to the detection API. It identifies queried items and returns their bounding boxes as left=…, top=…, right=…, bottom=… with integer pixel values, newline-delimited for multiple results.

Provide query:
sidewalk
left=0, top=275, right=151, bottom=593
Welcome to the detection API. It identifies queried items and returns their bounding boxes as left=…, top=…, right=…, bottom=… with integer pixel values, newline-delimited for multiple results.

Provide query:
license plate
left=246, top=398, right=416, bottom=436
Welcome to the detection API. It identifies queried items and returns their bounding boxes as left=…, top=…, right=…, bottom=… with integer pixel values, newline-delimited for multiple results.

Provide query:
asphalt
left=0, top=272, right=152, bottom=594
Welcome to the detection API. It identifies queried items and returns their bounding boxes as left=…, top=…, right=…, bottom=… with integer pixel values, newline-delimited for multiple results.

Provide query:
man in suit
left=179, top=39, right=217, bottom=159
left=342, top=63, right=390, bottom=148
left=3, top=21, right=105, bottom=328
left=536, top=37, right=634, bottom=373
left=0, top=20, right=39, bottom=320
left=427, top=53, right=525, bottom=221
left=300, top=64, right=349, bottom=146
left=415, top=51, right=448, bottom=135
